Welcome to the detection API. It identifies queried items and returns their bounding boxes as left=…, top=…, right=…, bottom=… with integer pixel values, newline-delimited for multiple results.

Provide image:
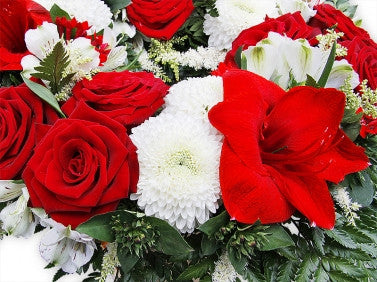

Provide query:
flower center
left=165, top=149, right=200, bottom=175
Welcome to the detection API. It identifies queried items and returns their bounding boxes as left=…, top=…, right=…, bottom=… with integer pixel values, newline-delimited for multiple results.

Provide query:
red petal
left=314, top=130, right=370, bottom=183
left=261, top=86, right=345, bottom=160
left=278, top=174, right=335, bottom=229
left=219, top=141, right=294, bottom=224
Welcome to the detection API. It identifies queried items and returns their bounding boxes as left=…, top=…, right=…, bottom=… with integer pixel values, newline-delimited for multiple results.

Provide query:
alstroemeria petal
left=219, top=141, right=294, bottom=224
left=279, top=174, right=335, bottom=229
left=261, top=86, right=345, bottom=159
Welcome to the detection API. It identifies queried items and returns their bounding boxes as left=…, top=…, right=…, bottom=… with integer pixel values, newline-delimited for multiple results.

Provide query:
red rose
left=0, top=84, right=57, bottom=179
left=208, top=70, right=369, bottom=228
left=126, top=0, right=194, bottom=40
left=0, top=0, right=51, bottom=71
left=22, top=102, right=139, bottom=228
left=309, top=4, right=370, bottom=41
left=341, top=36, right=377, bottom=90
left=224, top=12, right=317, bottom=67
left=62, top=71, right=169, bottom=129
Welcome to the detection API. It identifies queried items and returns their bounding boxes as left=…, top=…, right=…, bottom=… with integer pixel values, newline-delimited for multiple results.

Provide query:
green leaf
left=22, top=75, right=66, bottom=118
left=328, top=271, right=354, bottom=282
left=31, top=41, right=72, bottom=95
left=52, top=269, right=67, bottom=282
left=349, top=171, right=375, bottom=207
left=314, top=265, right=330, bottom=282
left=176, top=259, right=214, bottom=281
left=277, top=260, right=297, bottom=282
left=118, top=249, right=139, bottom=274
left=50, top=4, right=71, bottom=22
left=305, top=74, right=320, bottom=88
left=234, top=46, right=244, bottom=69
left=295, top=255, right=319, bottom=282
left=257, top=225, right=294, bottom=251
left=201, top=235, right=218, bottom=256
left=240, top=54, right=247, bottom=70
left=145, top=217, right=193, bottom=257
left=76, top=211, right=136, bottom=242
left=324, top=228, right=357, bottom=249
left=198, top=210, right=229, bottom=236
left=341, top=121, right=361, bottom=141
left=103, top=0, right=131, bottom=12
left=317, top=42, right=337, bottom=87
left=227, top=246, right=248, bottom=275
left=313, top=228, right=325, bottom=255
left=325, top=257, right=367, bottom=278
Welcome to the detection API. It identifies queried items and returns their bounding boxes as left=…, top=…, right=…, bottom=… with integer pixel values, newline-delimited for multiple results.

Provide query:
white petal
left=326, top=60, right=360, bottom=89
left=0, top=181, right=24, bottom=202
left=25, top=22, right=60, bottom=60
left=100, top=46, right=128, bottom=71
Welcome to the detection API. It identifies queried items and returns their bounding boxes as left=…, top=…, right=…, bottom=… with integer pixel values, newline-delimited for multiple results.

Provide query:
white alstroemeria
left=131, top=113, right=222, bottom=233
left=24, top=21, right=60, bottom=61
left=242, top=32, right=358, bottom=90
left=34, top=0, right=112, bottom=32
left=277, top=0, right=317, bottom=21
left=100, top=26, right=128, bottom=71
left=112, top=22, right=137, bottom=40
left=38, top=220, right=96, bottom=273
left=0, top=188, right=37, bottom=238
left=203, top=0, right=279, bottom=50
left=0, top=181, right=24, bottom=202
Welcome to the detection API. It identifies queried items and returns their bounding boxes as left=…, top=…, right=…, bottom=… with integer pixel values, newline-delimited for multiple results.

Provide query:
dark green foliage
left=31, top=41, right=74, bottom=95
left=0, top=71, right=22, bottom=87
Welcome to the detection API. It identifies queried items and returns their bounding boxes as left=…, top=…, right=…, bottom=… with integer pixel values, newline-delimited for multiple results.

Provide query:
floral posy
left=0, top=0, right=376, bottom=281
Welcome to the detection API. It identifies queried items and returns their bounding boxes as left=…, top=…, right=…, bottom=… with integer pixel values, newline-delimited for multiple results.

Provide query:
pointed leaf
left=22, top=75, right=66, bottom=118
left=50, top=4, right=71, bottom=22
left=317, top=42, right=336, bottom=87
left=176, top=259, right=214, bottom=281
left=198, top=210, right=229, bottom=236
left=257, top=225, right=294, bottom=251
left=118, top=249, right=139, bottom=274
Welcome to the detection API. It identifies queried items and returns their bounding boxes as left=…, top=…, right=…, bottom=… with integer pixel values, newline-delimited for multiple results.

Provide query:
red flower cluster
left=0, top=0, right=51, bottom=70
left=209, top=70, right=369, bottom=228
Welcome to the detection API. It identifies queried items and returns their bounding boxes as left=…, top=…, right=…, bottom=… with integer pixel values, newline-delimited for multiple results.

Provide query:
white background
left=0, top=1, right=376, bottom=282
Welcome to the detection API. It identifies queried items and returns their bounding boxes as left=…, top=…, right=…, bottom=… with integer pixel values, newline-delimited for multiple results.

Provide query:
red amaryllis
left=208, top=70, right=369, bottom=229
left=0, top=0, right=51, bottom=71
left=126, top=0, right=194, bottom=40
left=22, top=102, right=139, bottom=228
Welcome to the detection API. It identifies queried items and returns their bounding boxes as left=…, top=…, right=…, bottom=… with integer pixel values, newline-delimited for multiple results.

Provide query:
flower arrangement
left=0, top=0, right=376, bottom=281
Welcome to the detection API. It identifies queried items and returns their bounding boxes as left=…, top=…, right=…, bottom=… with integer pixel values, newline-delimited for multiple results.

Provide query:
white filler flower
left=204, top=0, right=279, bottom=50
left=34, top=0, right=112, bottom=32
left=212, top=252, right=247, bottom=282
left=130, top=113, right=222, bottom=233
left=164, top=76, right=224, bottom=124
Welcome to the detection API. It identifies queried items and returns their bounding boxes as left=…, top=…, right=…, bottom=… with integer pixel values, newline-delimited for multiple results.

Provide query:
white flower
left=0, top=188, right=37, bottom=238
left=34, top=0, right=112, bottom=32
left=212, top=252, right=246, bottom=282
left=203, top=0, right=279, bottom=50
left=242, top=32, right=359, bottom=89
left=277, top=0, right=316, bottom=21
left=0, top=181, right=24, bottom=202
left=130, top=113, right=222, bottom=233
left=38, top=217, right=96, bottom=273
left=164, top=76, right=223, bottom=125
left=24, top=21, right=60, bottom=60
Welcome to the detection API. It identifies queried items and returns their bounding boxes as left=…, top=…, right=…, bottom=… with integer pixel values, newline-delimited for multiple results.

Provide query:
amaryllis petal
left=219, top=141, right=294, bottom=224
left=314, top=131, right=370, bottom=183
left=261, top=86, right=345, bottom=159
left=278, top=174, right=335, bottom=229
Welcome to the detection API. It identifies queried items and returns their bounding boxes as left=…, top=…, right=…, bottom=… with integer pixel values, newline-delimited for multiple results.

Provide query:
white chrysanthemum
left=34, top=0, right=112, bottom=32
left=203, top=0, right=279, bottom=50
left=277, top=0, right=316, bottom=21
left=164, top=76, right=223, bottom=124
left=212, top=252, right=247, bottom=282
left=130, top=113, right=222, bottom=233
left=242, top=32, right=359, bottom=89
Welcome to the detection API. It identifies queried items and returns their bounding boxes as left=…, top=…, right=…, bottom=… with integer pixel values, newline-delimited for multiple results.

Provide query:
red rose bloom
left=0, top=84, right=57, bottom=180
left=341, top=36, right=377, bottom=90
left=62, top=71, right=169, bottom=129
left=126, top=0, right=194, bottom=40
left=0, top=0, right=51, bottom=71
left=208, top=70, right=369, bottom=229
left=309, top=4, right=370, bottom=41
left=22, top=102, right=139, bottom=228
left=224, top=12, right=317, bottom=67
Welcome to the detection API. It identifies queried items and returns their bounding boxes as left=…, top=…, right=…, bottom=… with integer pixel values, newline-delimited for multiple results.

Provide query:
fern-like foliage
left=31, top=41, right=74, bottom=94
